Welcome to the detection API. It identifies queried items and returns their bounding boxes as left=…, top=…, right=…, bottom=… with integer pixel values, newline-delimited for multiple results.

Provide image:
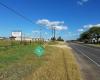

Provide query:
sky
left=0, top=0, right=100, bottom=40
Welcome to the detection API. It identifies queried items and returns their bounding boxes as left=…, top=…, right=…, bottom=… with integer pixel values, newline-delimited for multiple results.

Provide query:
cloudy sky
left=0, top=0, right=100, bottom=40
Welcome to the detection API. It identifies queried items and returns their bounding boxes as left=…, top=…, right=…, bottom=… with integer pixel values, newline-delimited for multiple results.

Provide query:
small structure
left=32, top=38, right=44, bottom=41
left=23, top=37, right=32, bottom=41
left=11, top=31, right=22, bottom=41
left=0, top=37, right=5, bottom=40
left=9, top=36, right=16, bottom=40
left=11, top=31, right=33, bottom=41
left=90, top=34, right=100, bottom=44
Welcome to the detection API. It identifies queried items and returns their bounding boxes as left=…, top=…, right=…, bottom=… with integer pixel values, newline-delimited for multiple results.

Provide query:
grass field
left=0, top=40, right=46, bottom=80
left=25, top=43, right=81, bottom=80
left=0, top=41, right=81, bottom=80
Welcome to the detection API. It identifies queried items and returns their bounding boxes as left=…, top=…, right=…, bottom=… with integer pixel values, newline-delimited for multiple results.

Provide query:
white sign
left=12, top=32, right=21, bottom=37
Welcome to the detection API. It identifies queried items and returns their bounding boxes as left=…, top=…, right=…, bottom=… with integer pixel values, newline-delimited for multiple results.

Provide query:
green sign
left=34, top=45, right=45, bottom=57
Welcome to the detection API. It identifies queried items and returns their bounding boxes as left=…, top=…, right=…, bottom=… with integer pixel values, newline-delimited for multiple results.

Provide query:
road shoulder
left=69, top=43, right=100, bottom=80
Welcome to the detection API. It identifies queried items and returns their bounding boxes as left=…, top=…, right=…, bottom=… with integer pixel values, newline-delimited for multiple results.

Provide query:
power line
left=0, top=1, right=34, bottom=24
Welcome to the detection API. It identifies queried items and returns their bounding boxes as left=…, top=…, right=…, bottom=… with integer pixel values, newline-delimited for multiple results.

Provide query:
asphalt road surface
left=68, top=42, right=100, bottom=80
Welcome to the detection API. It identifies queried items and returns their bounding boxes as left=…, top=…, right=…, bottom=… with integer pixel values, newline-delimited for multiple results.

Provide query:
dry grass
left=0, top=40, right=81, bottom=80
left=26, top=44, right=81, bottom=80
left=0, top=43, right=45, bottom=80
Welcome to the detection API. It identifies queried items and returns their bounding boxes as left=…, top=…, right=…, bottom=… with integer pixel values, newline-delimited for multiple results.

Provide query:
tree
left=51, top=37, right=56, bottom=41
left=79, top=31, right=91, bottom=43
left=57, top=36, right=64, bottom=41
left=88, top=27, right=100, bottom=43
left=78, top=27, right=100, bottom=43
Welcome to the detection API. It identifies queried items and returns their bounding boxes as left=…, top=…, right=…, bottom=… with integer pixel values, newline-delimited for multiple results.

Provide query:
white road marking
left=76, top=47, right=100, bottom=67
left=76, top=43, right=100, bottom=52
left=75, top=44, right=100, bottom=59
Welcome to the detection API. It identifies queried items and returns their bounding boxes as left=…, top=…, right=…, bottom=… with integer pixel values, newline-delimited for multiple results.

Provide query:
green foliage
left=51, top=36, right=64, bottom=41
left=0, top=42, right=45, bottom=80
left=57, top=36, right=64, bottom=41
left=79, top=31, right=91, bottom=43
left=78, top=27, right=100, bottom=43
left=51, top=37, right=56, bottom=41
left=89, top=27, right=100, bottom=34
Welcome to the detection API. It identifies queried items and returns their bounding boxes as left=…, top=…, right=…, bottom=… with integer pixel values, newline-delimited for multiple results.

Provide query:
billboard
left=12, top=32, right=22, bottom=37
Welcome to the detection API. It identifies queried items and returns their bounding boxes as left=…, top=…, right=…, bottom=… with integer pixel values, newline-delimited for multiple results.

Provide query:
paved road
left=68, top=42, right=100, bottom=80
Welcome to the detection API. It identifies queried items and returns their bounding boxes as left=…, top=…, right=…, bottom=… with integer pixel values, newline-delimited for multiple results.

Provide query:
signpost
left=12, top=31, right=22, bottom=37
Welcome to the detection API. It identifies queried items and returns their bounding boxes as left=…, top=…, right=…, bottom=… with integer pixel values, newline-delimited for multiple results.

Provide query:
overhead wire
left=0, top=1, right=34, bottom=24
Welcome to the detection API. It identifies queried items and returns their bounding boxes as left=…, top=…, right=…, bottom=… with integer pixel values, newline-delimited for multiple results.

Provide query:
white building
left=32, top=38, right=44, bottom=41
left=23, top=37, right=32, bottom=41
left=91, top=38, right=100, bottom=43
left=11, top=31, right=32, bottom=41
left=0, top=37, right=4, bottom=40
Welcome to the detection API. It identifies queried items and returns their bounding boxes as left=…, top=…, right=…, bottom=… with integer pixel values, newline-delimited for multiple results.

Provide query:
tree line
left=78, top=27, right=100, bottom=44
left=51, top=36, right=64, bottom=41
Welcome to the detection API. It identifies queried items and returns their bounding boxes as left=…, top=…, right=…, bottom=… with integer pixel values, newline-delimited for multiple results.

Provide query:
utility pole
left=54, top=27, right=56, bottom=40
left=40, top=29, right=42, bottom=40
left=52, top=27, right=53, bottom=39
left=20, top=31, right=22, bottom=44
left=39, top=28, right=42, bottom=45
left=51, top=27, right=56, bottom=41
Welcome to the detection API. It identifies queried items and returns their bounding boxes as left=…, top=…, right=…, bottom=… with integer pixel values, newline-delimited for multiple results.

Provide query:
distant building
left=11, top=31, right=33, bottom=41
left=0, top=37, right=8, bottom=40
left=32, top=38, right=44, bottom=41
left=0, top=37, right=4, bottom=40
left=9, top=36, right=16, bottom=40
left=11, top=31, right=22, bottom=41
left=11, top=31, right=46, bottom=41
left=90, top=34, right=100, bottom=43
left=23, top=37, right=32, bottom=41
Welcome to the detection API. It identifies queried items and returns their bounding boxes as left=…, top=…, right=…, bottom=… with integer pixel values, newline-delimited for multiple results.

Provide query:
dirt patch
left=50, top=44, right=72, bottom=49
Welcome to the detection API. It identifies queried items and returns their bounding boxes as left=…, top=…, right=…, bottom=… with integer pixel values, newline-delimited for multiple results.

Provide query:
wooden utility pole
left=54, top=27, right=56, bottom=40
left=52, top=27, right=53, bottom=39
left=20, top=31, right=22, bottom=44
left=51, top=27, right=56, bottom=41
left=40, top=29, right=41, bottom=40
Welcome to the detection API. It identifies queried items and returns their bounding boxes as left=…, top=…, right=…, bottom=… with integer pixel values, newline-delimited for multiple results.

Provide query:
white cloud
left=36, top=19, right=64, bottom=27
left=50, top=25, right=68, bottom=30
left=77, top=0, right=89, bottom=5
left=83, top=24, right=100, bottom=29
left=36, top=19, right=49, bottom=26
left=95, top=24, right=100, bottom=27
left=82, top=0, right=88, bottom=2
left=77, top=1, right=83, bottom=5
left=36, top=19, right=68, bottom=31
left=83, top=24, right=93, bottom=29
left=77, top=29, right=84, bottom=32
left=77, top=24, right=100, bottom=32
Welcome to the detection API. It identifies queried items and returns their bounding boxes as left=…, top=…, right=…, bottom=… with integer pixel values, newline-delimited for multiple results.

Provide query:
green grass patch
left=0, top=41, right=81, bottom=80
left=0, top=41, right=47, bottom=80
